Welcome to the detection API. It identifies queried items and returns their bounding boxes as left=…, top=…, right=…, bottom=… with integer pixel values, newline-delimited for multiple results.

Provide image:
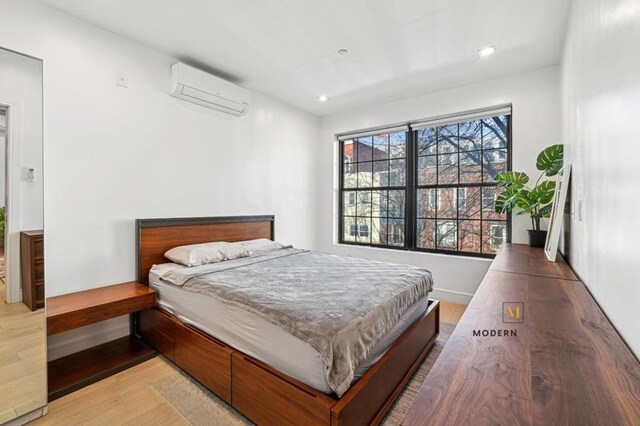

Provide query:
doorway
left=0, top=106, right=6, bottom=296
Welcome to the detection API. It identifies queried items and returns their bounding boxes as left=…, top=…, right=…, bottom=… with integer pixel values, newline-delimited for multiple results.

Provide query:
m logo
left=503, top=302, right=524, bottom=323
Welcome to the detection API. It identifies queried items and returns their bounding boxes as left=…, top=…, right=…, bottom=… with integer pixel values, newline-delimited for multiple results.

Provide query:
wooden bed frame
left=134, top=216, right=439, bottom=426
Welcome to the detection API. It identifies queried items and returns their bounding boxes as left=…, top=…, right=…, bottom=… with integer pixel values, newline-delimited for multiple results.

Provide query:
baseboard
left=5, top=406, right=46, bottom=425
left=430, top=287, right=473, bottom=304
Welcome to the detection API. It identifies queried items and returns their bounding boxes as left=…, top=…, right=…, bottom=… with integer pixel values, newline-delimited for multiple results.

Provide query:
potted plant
left=494, top=144, right=564, bottom=248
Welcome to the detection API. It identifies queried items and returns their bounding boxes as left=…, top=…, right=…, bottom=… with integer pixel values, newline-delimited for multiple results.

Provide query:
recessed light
left=478, top=46, right=495, bottom=57
left=337, top=49, right=349, bottom=56
left=317, top=95, right=329, bottom=102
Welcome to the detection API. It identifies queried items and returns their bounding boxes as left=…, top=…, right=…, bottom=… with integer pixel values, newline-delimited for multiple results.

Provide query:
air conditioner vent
left=170, top=63, right=250, bottom=116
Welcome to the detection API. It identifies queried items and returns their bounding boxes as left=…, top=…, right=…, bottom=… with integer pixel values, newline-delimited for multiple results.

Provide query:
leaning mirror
left=545, top=165, right=571, bottom=262
left=0, top=47, right=46, bottom=424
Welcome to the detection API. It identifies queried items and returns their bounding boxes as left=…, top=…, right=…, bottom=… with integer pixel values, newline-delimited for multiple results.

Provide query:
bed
left=135, top=216, right=440, bottom=426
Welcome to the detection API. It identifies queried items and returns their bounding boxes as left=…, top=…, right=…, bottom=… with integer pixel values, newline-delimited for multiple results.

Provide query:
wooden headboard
left=136, top=215, right=275, bottom=284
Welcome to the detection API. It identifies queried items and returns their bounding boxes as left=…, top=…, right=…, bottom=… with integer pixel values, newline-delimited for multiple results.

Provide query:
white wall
left=561, top=0, right=640, bottom=357
left=0, top=48, right=44, bottom=303
left=318, top=67, right=561, bottom=303
left=0, top=110, right=5, bottom=209
left=0, top=110, right=5, bottom=208
left=0, top=0, right=320, bottom=358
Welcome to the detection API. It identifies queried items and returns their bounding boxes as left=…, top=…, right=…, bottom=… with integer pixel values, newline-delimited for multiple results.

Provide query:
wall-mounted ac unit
left=170, top=62, right=250, bottom=116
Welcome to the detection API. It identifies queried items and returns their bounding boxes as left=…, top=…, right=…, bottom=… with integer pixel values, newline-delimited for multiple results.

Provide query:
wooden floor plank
left=121, top=401, right=189, bottom=426
left=32, top=358, right=180, bottom=425
left=0, top=278, right=47, bottom=422
left=440, top=301, right=467, bottom=324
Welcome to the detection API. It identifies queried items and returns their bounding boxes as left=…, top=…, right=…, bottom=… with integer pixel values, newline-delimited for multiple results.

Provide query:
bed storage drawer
left=138, top=308, right=176, bottom=361
left=232, top=353, right=336, bottom=426
left=174, top=323, right=233, bottom=404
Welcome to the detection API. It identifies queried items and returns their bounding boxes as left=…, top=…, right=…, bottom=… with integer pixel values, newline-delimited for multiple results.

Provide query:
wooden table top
left=489, top=243, right=579, bottom=280
left=47, top=281, right=154, bottom=319
left=20, top=229, right=44, bottom=237
left=403, top=244, right=640, bottom=425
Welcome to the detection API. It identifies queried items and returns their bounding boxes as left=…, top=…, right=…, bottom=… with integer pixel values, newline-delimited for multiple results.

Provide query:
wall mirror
left=0, top=47, right=46, bottom=424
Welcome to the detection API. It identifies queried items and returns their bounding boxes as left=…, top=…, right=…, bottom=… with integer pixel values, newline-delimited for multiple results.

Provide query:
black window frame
left=338, top=112, right=512, bottom=259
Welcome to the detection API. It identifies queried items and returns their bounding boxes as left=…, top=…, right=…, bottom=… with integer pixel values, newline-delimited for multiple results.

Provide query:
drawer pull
left=104, top=311, right=111, bottom=316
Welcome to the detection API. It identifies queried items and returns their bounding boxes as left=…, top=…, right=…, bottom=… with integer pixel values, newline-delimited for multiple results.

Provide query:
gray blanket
left=158, top=248, right=433, bottom=396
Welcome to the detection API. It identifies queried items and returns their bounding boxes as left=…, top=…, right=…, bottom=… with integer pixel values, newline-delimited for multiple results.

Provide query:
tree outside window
left=339, top=110, right=511, bottom=256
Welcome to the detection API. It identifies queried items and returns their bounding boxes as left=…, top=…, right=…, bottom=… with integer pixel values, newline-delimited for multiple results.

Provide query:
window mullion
left=434, top=127, right=439, bottom=250
left=480, top=122, right=484, bottom=253
left=456, top=123, right=460, bottom=252
left=406, top=130, right=415, bottom=250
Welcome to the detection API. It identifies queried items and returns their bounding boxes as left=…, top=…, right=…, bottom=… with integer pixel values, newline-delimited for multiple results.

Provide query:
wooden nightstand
left=46, top=282, right=156, bottom=401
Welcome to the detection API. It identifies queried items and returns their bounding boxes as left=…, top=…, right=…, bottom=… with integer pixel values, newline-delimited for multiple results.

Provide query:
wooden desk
left=46, top=282, right=157, bottom=400
left=403, top=244, right=640, bottom=425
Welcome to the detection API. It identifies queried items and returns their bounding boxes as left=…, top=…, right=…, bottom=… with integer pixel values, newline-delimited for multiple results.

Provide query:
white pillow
left=236, top=238, right=285, bottom=255
left=165, top=241, right=250, bottom=267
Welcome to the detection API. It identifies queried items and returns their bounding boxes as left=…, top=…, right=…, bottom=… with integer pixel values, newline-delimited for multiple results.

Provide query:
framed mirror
left=0, top=47, right=46, bottom=424
left=545, top=165, right=571, bottom=262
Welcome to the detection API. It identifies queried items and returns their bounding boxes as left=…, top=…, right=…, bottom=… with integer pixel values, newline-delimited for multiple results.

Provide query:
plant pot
left=528, top=230, right=547, bottom=248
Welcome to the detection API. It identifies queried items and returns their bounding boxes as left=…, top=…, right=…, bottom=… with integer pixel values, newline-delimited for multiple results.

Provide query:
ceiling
left=37, top=0, right=571, bottom=116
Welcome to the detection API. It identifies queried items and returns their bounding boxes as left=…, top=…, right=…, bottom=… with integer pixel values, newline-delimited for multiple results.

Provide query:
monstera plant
left=494, top=144, right=564, bottom=247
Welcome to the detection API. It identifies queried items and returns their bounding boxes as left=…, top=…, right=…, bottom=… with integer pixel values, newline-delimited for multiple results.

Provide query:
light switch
left=23, top=167, right=35, bottom=182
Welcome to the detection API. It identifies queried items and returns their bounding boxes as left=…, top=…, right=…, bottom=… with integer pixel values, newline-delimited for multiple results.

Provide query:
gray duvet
left=158, top=248, right=433, bottom=397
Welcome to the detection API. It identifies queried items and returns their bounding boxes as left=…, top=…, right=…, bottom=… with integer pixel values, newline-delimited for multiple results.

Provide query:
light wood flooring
left=31, top=301, right=466, bottom=425
left=0, top=259, right=47, bottom=423
left=439, top=300, right=466, bottom=325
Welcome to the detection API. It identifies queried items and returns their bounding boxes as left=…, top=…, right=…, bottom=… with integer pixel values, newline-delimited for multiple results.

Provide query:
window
left=340, top=131, right=407, bottom=247
left=427, top=188, right=438, bottom=211
left=390, top=223, right=404, bottom=245
left=482, top=187, right=496, bottom=211
left=339, top=107, right=511, bottom=257
left=349, top=223, right=370, bottom=239
left=437, top=221, right=457, bottom=249
left=490, top=224, right=507, bottom=251
left=344, top=154, right=352, bottom=173
left=457, top=188, right=467, bottom=210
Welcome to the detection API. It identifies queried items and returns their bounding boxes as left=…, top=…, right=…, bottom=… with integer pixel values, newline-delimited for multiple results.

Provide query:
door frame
left=0, top=101, right=20, bottom=303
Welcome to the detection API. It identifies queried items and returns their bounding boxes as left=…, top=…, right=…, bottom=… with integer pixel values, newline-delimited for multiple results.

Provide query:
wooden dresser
left=403, top=244, right=640, bottom=425
left=20, top=230, right=44, bottom=311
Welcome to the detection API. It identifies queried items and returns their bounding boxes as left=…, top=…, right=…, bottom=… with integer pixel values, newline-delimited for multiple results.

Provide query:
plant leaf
left=494, top=187, right=519, bottom=213
left=536, top=144, right=564, bottom=176
left=494, top=171, right=529, bottom=189
left=539, top=204, right=553, bottom=218
left=515, top=189, right=535, bottom=210
left=530, top=180, right=556, bottom=205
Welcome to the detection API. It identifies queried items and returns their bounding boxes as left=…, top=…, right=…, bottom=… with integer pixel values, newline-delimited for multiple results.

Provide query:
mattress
left=149, top=266, right=430, bottom=394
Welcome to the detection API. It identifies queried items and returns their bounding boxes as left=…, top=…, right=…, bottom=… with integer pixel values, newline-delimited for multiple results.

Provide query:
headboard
left=136, top=215, right=275, bottom=284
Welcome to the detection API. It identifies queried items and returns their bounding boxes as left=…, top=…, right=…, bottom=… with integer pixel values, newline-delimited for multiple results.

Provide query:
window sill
left=332, top=242, right=494, bottom=262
